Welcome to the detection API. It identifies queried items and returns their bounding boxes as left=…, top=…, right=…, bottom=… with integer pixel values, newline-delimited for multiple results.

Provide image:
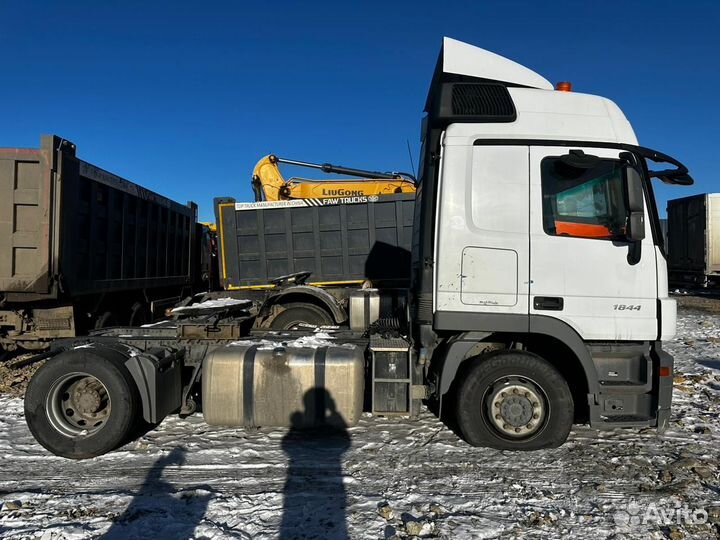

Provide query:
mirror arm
left=627, top=240, right=641, bottom=266
left=626, top=145, right=694, bottom=186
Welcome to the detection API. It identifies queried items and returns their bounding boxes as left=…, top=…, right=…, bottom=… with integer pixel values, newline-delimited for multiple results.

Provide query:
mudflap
left=653, top=342, right=674, bottom=433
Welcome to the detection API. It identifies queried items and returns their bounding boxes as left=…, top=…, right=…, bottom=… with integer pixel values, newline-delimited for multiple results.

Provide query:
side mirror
left=627, top=212, right=645, bottom=242
left=624, top=167, right=645, bottom=242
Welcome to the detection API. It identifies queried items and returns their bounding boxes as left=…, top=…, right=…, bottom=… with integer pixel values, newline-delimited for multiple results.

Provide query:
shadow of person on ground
left=102, top=447, right=212, bottom=540
left=697, top=358, right=720, bottom=371
left=280, top=388, right=351, bottom=540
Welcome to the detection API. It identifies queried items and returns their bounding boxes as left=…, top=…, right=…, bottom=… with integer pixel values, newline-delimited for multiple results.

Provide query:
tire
left=269, top=303, right=334, bottom=330
left=455, top=350, right=574, bottom=450
left=24, top=349, right=140, bottom=459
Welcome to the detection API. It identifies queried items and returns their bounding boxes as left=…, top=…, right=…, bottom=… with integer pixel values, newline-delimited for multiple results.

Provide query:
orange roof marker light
left=555, top=81, right=573, bottom=92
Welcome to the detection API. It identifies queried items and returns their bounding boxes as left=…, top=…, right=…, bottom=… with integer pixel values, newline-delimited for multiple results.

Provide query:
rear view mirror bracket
left=629, top=146, right=694, bottom=186
left=623, top=166, right=645, bottom=265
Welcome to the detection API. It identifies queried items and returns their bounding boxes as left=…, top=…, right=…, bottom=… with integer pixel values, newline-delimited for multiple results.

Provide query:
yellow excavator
left=252, top=154, right=416, bottom=201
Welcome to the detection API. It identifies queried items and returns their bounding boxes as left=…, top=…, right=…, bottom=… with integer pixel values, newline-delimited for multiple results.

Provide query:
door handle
left=533, top=296, right=564, bottom=311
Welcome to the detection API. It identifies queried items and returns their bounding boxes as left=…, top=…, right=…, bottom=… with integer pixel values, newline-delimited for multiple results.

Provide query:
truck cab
left=412, top=38, right=692, bottom=448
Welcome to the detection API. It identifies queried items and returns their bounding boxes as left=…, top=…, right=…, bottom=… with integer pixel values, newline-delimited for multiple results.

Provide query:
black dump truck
left=211, top=194, right=414, bottom=330
left=0, top=135, right=213, bottom=354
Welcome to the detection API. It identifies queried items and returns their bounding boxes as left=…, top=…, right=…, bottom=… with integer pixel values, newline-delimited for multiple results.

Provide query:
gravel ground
left=673, top=291, right=720, bottom=315
left=0, top=302, right=718, bottom=539
left=0, top=354, right=45, bottom=397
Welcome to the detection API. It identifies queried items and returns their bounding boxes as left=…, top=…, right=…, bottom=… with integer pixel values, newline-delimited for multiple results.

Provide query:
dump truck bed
left=214, top=194, right=415, bottom=288
left=0, top=135, right=196, bottom=301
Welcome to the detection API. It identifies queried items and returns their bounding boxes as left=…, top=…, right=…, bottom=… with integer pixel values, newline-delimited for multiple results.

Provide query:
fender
left=436, top=332, right=492, bottom=396
left=263, top=285, right=348, bottom=323
left=528, top=314, right=600, bottom=395
left=124, top=348, right=184, bottom=424
left=434, top=312, right=599, bottom=398
left=50, top=342, right=183, bottom=424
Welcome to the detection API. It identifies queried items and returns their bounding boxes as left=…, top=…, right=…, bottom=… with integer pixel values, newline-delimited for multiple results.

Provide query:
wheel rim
left=46, top=372, right=111, bottom=437
left=483, top=375, right=548, bottom=439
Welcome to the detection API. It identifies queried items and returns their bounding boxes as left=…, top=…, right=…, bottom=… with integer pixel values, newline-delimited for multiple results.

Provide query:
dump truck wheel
left=24, top=350, right=140, bottom=459
left=269, top=303, right=333, bottom=330
left=455, top=350, right=573, bottom=450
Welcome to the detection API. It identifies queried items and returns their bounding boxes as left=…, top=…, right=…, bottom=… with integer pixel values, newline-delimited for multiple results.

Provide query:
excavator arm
left=251, top=154, right=416, bottom=201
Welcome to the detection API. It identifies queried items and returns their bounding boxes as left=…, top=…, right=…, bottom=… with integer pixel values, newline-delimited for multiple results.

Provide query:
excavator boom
left=252, top=154, right=416, bottom=201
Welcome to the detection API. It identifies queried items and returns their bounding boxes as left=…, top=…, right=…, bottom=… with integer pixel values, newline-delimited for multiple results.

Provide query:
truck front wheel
left=455, top=351, right=573, bottom=450
left=24, top=350, right=140, bottom=459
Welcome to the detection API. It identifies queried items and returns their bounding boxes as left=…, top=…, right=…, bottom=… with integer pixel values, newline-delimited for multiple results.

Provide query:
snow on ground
left=1, top=309, right=719, bottom=539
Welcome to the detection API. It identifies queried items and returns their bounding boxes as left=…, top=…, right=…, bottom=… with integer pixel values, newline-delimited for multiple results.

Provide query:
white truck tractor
left=23, top=38, right=693, bottom=458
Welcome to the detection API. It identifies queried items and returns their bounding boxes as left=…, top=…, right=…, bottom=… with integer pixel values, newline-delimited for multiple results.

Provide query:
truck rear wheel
left=269, top=303, right=334, bottom=330
left=24, top=350, right=140, bottom=459
left=455, top=351, right=573, bottom=450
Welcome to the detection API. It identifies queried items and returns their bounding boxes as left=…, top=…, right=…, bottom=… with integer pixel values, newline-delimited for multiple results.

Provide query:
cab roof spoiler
left=425, top=38, right=553, bottom=113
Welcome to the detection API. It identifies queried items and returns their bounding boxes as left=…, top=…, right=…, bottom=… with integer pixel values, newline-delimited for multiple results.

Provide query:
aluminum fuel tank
left=202, top=343, right=365, bottom=428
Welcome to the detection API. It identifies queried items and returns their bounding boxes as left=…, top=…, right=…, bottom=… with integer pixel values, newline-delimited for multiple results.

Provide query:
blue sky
left=1, top=1, right=717, bottom=221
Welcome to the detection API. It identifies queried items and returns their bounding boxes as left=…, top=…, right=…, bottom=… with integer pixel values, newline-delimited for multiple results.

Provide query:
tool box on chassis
left=0, top=135, right=200, bottom=352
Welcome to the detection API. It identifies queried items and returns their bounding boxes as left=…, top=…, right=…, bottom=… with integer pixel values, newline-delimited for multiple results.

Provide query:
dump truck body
left=0, top=135, right=198, bottom=350
left=214, top=194, right=414, bottom=289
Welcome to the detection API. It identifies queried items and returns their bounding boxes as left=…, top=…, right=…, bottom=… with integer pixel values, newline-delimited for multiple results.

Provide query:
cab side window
left=541, top=157, right=628, bottom=240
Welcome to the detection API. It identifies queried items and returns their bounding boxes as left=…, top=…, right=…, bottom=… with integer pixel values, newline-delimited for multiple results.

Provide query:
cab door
left=529, top=146, right=658, bottom=341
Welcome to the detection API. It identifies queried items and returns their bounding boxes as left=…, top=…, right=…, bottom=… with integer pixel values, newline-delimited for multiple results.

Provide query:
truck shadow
left=280, top=388, right=351, bottom=540
left=365, top=241, right=411, bottom=285
left=101, top=447, right=211, bottom=540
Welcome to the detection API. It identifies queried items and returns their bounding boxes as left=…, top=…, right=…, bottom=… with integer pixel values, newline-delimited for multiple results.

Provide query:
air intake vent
left=431, top=82, right=517, bottom=124
left=451, top=84, right=515, bottom=117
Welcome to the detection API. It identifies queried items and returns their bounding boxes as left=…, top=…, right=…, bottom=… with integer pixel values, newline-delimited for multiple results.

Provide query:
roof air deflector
left=425, top=38, right=553, bottom=111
